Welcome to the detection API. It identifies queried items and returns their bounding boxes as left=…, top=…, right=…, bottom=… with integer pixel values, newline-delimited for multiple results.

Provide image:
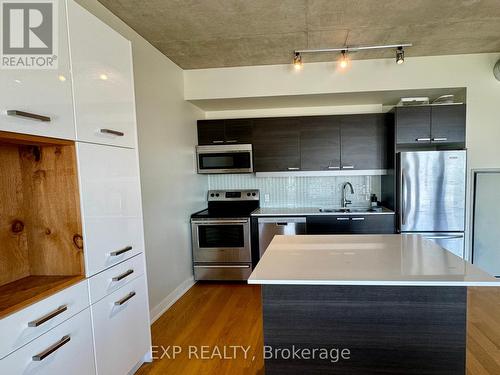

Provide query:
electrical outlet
left=264, top=194, right=270, bottom=203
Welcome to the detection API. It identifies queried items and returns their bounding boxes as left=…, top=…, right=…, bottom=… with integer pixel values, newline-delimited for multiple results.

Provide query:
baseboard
left=150, top=276, right=195, bottom=324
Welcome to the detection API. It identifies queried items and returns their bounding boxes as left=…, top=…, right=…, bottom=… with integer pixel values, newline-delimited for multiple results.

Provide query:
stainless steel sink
left=319, top=208, right=380, bottom=213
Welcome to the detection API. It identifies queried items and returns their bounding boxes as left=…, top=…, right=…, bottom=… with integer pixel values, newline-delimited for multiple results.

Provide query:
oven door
left=191, top=219, right=251, bottom=262
left=196, top=144, right=253, bottom=174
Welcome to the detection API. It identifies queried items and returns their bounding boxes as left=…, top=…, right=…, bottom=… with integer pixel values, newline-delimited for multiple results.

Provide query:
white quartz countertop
left=248, top=234, right=500, bottom=286
left=251, top=207, right=394, bottom=216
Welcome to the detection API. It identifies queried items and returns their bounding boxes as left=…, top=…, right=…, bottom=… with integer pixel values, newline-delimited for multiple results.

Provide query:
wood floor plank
left=137, top=284, right=500, bottom=374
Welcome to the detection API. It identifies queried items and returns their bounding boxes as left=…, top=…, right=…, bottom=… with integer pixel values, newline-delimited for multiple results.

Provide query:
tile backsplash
left=208, top=174, right=381, bottom=208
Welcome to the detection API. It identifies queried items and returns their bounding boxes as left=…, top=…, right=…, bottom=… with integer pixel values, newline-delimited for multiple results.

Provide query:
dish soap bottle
left=370, top=194, right=378, bottom=208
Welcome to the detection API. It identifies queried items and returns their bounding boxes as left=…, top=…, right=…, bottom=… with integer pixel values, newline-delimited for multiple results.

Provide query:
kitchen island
left=248, top=234, right=500, bottom=375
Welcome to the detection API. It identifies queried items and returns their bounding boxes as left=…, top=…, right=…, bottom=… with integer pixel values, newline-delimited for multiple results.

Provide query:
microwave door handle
left=424, top=235, right=464, bottom=240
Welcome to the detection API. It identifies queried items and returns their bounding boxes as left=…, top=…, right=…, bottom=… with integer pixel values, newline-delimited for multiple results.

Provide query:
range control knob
left=210, top=193, right=215, bottom=197
left=252, top=192, right=256, bottom=196
left=247, top=193, right=251, bottom=197
left=215, top=193, right=220, bottom=197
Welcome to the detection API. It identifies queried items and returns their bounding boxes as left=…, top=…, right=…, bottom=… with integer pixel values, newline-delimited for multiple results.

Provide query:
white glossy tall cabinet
left=0, top=1, right=152, bottom=374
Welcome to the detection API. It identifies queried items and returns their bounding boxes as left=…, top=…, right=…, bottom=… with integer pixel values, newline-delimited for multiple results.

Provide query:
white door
left=77, top=143, right=144, bottom=276
left=91, top=275, right=151, bottom=375
left=0, top=0, right=75, bottom=139
left=67, top=0, right=137, bottom=148
left=0, top=308, right=95, bottom=375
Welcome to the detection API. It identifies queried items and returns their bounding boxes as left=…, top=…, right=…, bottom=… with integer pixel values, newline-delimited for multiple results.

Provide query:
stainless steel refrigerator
left=397, top=150, right=467, bottom=257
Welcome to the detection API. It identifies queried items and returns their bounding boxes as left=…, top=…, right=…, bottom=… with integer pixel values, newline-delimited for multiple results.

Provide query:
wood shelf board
left=0, top=275, right=84, bottom=319
left=0, top=131, right=74, bottom=146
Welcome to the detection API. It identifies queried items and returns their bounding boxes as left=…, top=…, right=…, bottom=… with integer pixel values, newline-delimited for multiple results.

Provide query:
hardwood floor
left=137, top=284, right=500, bottom=375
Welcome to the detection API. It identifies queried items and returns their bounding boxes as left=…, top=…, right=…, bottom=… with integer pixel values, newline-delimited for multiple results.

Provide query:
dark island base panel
left=262, top=285, right=466, bottom=375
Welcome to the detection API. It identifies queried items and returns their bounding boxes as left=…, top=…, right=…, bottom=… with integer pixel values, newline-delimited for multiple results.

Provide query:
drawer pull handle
left=100, top=128, right=124, bottom=136
left=342, top=165, right=354, bottom=169
left=328, top=166, right=340, bottom=170
left=110, top=246, right=133, bottom=257
left=287, top=167, right=300, bottom=171
left=115, top=291, right=136, bottom=306
left=32, top=335, right=71, bottom=361
left=225, top=140, right=238, bottom=143
left=416, top=137, right=431, bottom=142
left=336, top=217, right=350, bottom=221
left=112, top=269, right=134, bottom=282
left=7, top=110, right=51, bottom=122
left=212, top=140, right=224, bottom=144
left=432, top=137, right=448, bottom=142
left=28, top=305, right=68, bottom=327
left=351, top=217, right=365, bottom=221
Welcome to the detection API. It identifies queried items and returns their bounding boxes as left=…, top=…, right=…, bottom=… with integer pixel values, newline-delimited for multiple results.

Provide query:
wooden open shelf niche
left=0, top=131, right=84, bottom=318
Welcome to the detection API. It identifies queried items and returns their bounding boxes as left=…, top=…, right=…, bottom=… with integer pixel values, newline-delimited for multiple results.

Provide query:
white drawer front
left=0, top=308, right=95, bottom=375
left=88, top=254, right=145, bottom=304
left=77, top=143, right=144, bottom=276
left=0, top=0, right=75, bottom=140
left=67, top=0, right=137, bottom=148
left=92, top=275, right=151, bottom=375
left=0, top=280, right=89, bottom=359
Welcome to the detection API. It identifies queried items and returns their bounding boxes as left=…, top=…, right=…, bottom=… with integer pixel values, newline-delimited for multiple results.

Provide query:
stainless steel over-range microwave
left=196, top=144, right=253, bottom=174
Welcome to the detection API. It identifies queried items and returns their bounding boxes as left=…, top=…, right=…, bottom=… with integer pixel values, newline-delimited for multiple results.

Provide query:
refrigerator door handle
left=401, top=168, right=407, bottom=226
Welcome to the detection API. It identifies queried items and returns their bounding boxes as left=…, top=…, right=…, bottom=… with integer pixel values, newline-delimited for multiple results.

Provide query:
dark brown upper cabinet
left=341, top=114, right=388, bottom=170
left=395, top=106, right=431, bottom=144
left=431, top=104, right=466, bottom=144
left=395, top=104, right=465, bottom=146
left=197, top=119, right=252, bottom=145
left=300, top=116, right=341, bottom=171
left=252, top=117, right=301, bottom=172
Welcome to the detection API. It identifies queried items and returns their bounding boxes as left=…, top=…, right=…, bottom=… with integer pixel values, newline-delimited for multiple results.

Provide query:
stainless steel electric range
left=190, top=190, right=259, bottom=281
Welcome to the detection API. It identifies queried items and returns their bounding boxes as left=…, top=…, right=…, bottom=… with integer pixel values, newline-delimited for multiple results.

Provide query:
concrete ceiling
left=98, top=0, right=500, bottom=70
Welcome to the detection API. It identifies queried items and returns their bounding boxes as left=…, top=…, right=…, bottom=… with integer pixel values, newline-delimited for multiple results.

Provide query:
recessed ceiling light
left=99, top=73, right=108, bottom=80
left=58, top=75, right=67, bottom=82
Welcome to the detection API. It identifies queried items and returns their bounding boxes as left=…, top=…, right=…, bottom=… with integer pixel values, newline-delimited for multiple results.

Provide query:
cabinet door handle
left=287, top=167, right=300, bottom=170
left=28, top=305, right=68, bottom=327
left=328, top=166, right=340, bottom=170
left=416, top=137, right=431, bottom=142
left=112, top=269, right=134, bottom=282
left=212, top=140, right=224, bottom=144
left=114, top=291, right=136, bottom=306
left=110, top=246, right=133, bottom=257
left=100, top=128, right=124, bottom=136
left=432, top=137, right=448, bottom=142
left=342, top=166, right=354, bottom=169
left=225, top=140, right=238, bottom=143
left=351, top=217, right=365, bottom=221
left=32, top=335, right=71, bottom=361
left=7, top=110, right=51, bottom=122
left=336, top=217, right=350, bottom=221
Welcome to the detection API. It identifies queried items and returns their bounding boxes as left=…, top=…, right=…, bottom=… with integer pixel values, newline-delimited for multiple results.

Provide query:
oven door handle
left=194, top=265, right=251, bottom=269
left=192, top=219, right=248, bottom=224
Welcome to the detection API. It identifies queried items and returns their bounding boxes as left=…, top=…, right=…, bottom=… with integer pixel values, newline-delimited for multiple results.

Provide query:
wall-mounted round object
left=494, top=59, right=500, bottom=81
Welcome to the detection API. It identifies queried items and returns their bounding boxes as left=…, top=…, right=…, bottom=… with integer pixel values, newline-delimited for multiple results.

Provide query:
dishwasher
left=257, top=217, right=307, bottom=257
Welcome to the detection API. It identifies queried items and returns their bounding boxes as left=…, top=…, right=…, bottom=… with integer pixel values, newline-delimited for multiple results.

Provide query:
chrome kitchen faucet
left=342, top=182, right=355, bottom=208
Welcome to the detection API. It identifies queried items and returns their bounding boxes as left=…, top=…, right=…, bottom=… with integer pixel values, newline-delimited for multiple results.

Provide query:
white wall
left=185, top=53, right=500, bottom=260
left=75, top=0, right=207, bottom=320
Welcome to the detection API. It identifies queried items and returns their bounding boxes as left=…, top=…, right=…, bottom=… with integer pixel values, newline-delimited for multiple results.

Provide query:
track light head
left=396, top=46, right=405, bottom=64
left=339, top=50, right=349, bottom=69
left=293, top=52, right=303, bottom=70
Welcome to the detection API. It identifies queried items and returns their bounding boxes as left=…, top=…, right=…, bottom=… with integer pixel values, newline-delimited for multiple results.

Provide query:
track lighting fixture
left=339, top=50, right=349, bottom=69
left=293, top=52, right=303, bottom=70
left=396, top=47, right=405, bottom=64
left=293, top=43, right=412, bottom=69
